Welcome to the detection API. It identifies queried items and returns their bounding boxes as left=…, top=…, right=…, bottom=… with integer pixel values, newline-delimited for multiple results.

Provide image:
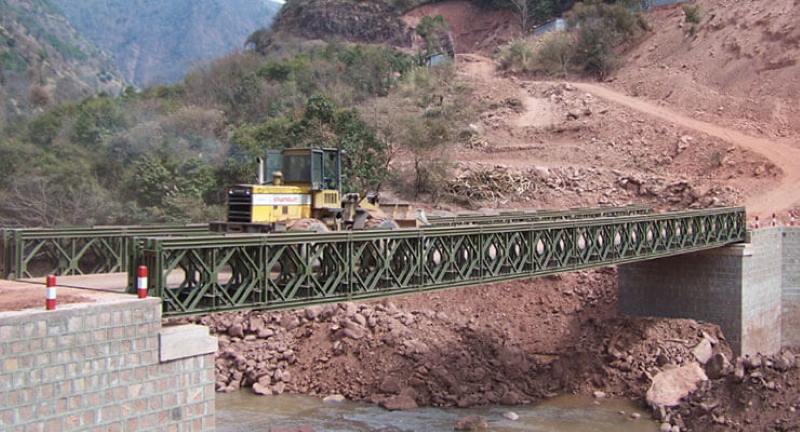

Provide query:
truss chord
left=125, top=207, right=746, bottom=316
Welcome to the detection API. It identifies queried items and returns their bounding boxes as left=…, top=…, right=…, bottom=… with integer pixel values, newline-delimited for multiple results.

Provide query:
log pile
left=445, top=165, right=533, bottom=202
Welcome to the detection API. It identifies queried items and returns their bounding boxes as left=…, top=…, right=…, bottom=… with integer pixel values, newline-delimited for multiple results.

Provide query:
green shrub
left=682, top=4, right=702, bottom=24
left=573, top=19, right=618, bottom=79
left=498, top=39, right=536, bottom=72
left=567, top=0, right=647, bottom=78
left=535, top=32, right=575, bottom=76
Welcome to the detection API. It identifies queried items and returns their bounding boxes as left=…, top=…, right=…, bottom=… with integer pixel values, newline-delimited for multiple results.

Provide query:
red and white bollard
left=137, top=265, right=148, bottom=299
left=754, top=216, right=760, bottom=229
left=772, top=213, right=777, bottom=227
left=45, top=275, right=57, bottom=310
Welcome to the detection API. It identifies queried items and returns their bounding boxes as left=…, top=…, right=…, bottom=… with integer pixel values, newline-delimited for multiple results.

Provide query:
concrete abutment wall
left=620, top=227, right=797, bottom=356
left=0, top=297, right=217, bottom=431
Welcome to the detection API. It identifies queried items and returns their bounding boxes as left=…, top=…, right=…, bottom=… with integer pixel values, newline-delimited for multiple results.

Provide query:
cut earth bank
left=171, top=270, right=800, bottom=431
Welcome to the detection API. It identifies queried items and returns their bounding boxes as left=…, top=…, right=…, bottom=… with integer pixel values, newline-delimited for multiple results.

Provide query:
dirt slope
left=444, top=54, right=776, bottom=215
left=402, top=0, right=519, bottom=53
left=614, top=0, right=800, bottom=138
left=571, top=82, right=800, bottom=216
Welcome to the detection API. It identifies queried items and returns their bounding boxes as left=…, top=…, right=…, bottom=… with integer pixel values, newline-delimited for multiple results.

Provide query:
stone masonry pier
left=620, top=227, right=798, bottom=356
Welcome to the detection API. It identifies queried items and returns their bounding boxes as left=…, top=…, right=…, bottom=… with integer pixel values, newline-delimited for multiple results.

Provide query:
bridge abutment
left=619, top=227, right=794, bottom=356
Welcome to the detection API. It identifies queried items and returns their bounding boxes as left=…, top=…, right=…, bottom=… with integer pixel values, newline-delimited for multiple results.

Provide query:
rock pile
left=169, top=272, right=746, bottom=421
left=657, top=349, right=800, bottom=431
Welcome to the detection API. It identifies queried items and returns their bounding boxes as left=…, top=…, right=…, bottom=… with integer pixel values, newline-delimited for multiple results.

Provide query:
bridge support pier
left=619, top=228, right=797, bottom=357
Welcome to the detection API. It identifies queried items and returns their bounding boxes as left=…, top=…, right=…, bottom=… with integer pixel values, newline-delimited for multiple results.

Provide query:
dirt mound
left=658, top=349, right=800, bottom=431
left=402, top=0, right=519, bottom=53
left=176, top=271, right=732, bottom=414
left=614, top=0, right=800, bottom=138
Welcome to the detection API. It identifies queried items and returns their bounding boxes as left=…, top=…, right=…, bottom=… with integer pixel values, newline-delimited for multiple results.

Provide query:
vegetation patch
left=499, top=0, right=649, bottom=78
left=0, top=37, right=475, bottom=226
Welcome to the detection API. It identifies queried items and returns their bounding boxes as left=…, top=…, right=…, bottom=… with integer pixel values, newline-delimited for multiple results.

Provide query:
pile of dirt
left=176, top=272, right=737, bottom=416
left=656, top=350, right=800, bottom=431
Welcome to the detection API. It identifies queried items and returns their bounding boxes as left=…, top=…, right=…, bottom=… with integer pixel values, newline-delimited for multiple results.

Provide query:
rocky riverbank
left=170, top=270, right=799, bottom=431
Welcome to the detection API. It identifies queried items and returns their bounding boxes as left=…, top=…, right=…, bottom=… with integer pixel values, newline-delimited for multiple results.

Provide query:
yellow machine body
left=250, top=184, right=312, bottom=223
left=218, top=147, right=419, bottom=233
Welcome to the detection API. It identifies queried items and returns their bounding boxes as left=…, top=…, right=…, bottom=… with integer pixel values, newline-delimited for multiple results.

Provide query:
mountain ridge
left=0, top=0, right=126, bottom=124
left=50, top=0, right=282, bottom=86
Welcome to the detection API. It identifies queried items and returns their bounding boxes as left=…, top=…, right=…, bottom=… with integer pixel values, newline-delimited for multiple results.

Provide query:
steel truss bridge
left=1, top=206, right=747, bottom=317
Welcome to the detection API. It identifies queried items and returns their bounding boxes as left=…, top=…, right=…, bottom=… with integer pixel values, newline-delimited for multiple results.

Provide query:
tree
left=509, top=0, right=532, bottom=32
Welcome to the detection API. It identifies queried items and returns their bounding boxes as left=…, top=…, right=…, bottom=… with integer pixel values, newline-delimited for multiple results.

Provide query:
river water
left=216, top=392, right=659, bottom=432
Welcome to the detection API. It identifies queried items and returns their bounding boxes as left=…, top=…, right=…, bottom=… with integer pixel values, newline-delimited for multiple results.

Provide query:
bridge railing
left=426, top=204, right=651, bottom=226
left=132, top=207, right=746, bottom=317
left=0, top=224, right=210, bottom=279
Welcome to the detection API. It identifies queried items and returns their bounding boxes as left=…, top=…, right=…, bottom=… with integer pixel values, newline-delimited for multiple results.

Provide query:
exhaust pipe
left=257, top=157, right=264, bottom=185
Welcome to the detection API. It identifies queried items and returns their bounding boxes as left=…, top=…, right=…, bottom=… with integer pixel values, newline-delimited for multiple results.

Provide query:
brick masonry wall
left=0, top=298, right=215, bottom=432
left=783, top=228, right=800, bottom=348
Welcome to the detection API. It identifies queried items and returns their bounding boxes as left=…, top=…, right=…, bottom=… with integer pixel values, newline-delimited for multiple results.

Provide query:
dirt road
left=570, top=82, right=800, bottom=216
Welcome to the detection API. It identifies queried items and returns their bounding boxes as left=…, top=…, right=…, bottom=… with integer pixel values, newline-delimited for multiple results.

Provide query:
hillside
left=613, top=0, right=800, bottom=138
left=50, top=0, right=282, bottom=86
left=269, top=0, right=418, bottom=46
left=0, top=0, right=125, bottom=125
left=268, top=0, right=522, bottom=49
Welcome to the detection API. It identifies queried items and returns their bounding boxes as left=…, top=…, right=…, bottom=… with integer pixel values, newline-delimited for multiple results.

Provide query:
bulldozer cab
left=265, top=148, right=342, bottom=192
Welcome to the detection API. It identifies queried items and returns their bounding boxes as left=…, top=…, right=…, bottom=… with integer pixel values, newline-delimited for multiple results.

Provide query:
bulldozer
left=211, top=147, right=421, bottom=233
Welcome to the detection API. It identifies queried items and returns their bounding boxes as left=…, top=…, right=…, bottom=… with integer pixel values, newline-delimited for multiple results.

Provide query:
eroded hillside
left=0, top=0, right=125, bottom=124
left=613, top=0, right=800, bottom=138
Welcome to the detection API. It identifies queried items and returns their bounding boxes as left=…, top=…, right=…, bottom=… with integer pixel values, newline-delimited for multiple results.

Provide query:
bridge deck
left=1, top=206, right=747, bottom=317
left=138, top=207, right=745, bottom=316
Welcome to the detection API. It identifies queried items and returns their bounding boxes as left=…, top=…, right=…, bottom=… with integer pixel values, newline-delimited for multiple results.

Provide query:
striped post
left=137, top=265, right=148, bottom=299
left=45, top=275, right=56, bottom=310
left=754, top=216, right=760, bottom=229
left=773, top=213, right=777, bottom=227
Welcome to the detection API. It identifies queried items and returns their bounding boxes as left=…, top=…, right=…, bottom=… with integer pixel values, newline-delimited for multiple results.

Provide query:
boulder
left=691, top=338, right=713, bottom=364
left=454, top=415, right=489, bottom=431
left=705, top=353, right=732, bottom=379
left=252, top=382, right=272, bottom=396
left=646, top=363, right=708, bottom=408
left=305, top=306, right=321, bottom=321
left=380, top=393, right=418, bottom=411
left=379, top=375, right=402, bottom=395
left=281, top=314, right=301, bottom=330
left=502, top=411, right=519, bottom=421
left=257, top=327, right=274, bottom=339
left=500, top=390, right=524, bottom=405
left=228, top=324, right=244, bottom=338
left=323, top=394, right=346, bottom=404
left=773, top=352, right=796, bottom=371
